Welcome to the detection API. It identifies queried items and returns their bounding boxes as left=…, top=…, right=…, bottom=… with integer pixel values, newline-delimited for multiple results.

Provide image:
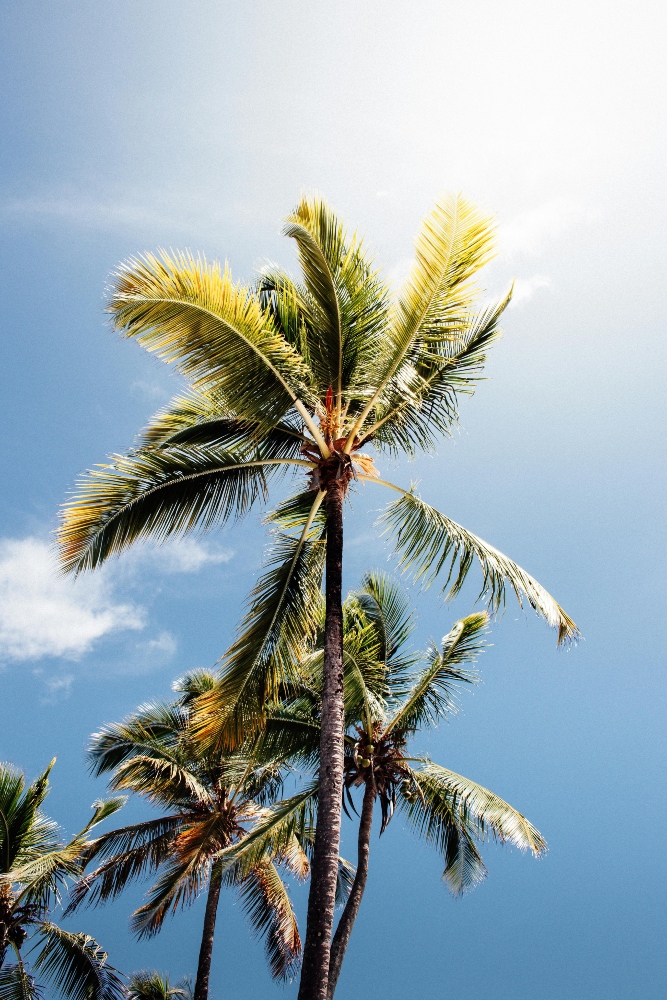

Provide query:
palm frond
left=34, top=924, right=125, bottom=1000
left=346, top=193, right=497, bottom=447
left=0, top=963, right=42, bottom=1000
left=87, top=704, right=188, bottom=777
left=126, top=971, right=190, bottom=1000
left=354, top=571, right=418, bottom=696
left=109, top=251, right=315, bottom=427
left=0, top=762, right=55, bottom=877
left=380, top=490, right=580, bottom=644
left=107, top=757, right=212, bottom=810
left=237, top=862, right=301, bottom=981
left=59, top=442, right=306, bottom=575
left=194, top=506, right=326, bottom=751
left=386, top=613, right=487, bottom=735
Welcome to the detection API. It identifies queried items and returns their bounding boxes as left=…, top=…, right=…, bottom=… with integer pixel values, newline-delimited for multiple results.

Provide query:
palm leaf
left=107, top=757, right=213, bottom=810
left=108, top=251, right=315, bottom=428
left=386, top=613, right=487, bottom=735
left=194, top=500, right=326, bottom=750
left=237, top=861, right=301, bottom=981
left=0, top=963, right=42, bottom=1000
left=34, top=924, right=125, bottom=1000
left=380, top=489, right=580, bottom=644
left=87, top=704, right=188, bottom=776
left=59, top=443, right=308, bottom=574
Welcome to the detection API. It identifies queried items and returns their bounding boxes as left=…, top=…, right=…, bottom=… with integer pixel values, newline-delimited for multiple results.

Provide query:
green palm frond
left=108, top=757, right=213, bottom=810
left=368, top=291, right=510, bottom=455
left=353, top=572, right=418, bottom=696
left=237, top=862, right=301, bottom=981
left=171, top=670, right=217, bottom=705
left=33, top=924, right=125, bottom=1000
left=108, top=251, right=315, bottom=427
left=386, top=613, right=487, bottom=735
left=64, top=817, right=185, bottom=913
left=259, top=704, right=322, bottom=773
left=0, top=962, right=42, bottom=1000
left=217, top=785, right=319, bottom=878
left=380, top=490, right=580, bottom=644
left=346, top=193, right=497, bottom=448
left=0, top=762, right=55, bottom=876
left=126, top=971, right=190, bottom=1000
left=283, top=197, right=389, bottom=405
left=194, top=509, right=326, bottom=750
left=87, top=704, right=188, bottom=777
left=59, top=442, right=309, bottom=575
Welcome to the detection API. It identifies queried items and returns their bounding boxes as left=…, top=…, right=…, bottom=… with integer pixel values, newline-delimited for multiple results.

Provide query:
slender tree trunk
left=194, top=864, right=223, bottom=1000
left=326, top=777, right=375, bottom=999
left=298, top=480, right=346, bottom=1000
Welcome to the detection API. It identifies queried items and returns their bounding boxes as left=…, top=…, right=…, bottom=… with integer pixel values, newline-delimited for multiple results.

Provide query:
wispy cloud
left=500, top=200, right=583, bottom=257
left=125, top=538, right=234, bottom=574
left=509, top=274, right=552, bottom=307
left=0, top=537, right=144, bottom=663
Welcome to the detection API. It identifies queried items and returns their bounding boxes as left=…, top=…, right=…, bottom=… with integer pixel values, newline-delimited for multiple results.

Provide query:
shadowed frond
left=386, top=613, right=487, bottom=735
left=380, top=490, right=580, bottom=644
left=194, top=508, right=326, bottom=750
left=34, top=924, right=125, bottom=1000
left=59, top=443, right=308, bottom=575
left=0, top=963, right=42, bottom=1000
left=108, top=251, right=315, bottom=427
left=237, top=862, right=301, bottom=981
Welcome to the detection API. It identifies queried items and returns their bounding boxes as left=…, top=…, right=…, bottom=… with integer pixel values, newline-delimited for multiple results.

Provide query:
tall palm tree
left=66, top=671, right=306, bottom=1000
left=58, top=193, right=578, bottom=1000
left=215, top=572, right=547, bottom=999
left=0, top=759, right=125, bottom=1000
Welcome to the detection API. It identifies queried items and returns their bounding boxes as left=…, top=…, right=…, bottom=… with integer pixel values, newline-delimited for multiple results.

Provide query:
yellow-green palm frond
left=108, top=756, right=213, bottom=811
left=385, top=613, right=487, bottom=736
left=380, top=489, right=580, bottom=645
left=193, top=506, right=326, bottom=752
left=109, top=251, right=315, bottom=427
left=284, top=196, right=390, bottom=405
left=346, top=193, right=498, bottom=447
left=237, top=861, right=302, bottom=981
left=58, top=443, right=304, bottom=575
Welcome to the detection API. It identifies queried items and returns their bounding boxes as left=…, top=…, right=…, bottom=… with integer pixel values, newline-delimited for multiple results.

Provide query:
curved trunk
left=193, top=864, right=223, bottom=1000
left=326, top=778, right=375, bottom=999
left=298, top=480, right=346, bottom=1000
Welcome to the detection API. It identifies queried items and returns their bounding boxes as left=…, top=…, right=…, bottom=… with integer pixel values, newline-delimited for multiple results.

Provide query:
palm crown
left=0, top=760, right=125, bottom=1000
left=66, top=672, right=306, bottom=994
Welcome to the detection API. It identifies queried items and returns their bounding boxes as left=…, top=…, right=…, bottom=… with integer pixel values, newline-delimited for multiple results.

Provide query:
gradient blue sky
left=1, top=2, right=665, bottom=998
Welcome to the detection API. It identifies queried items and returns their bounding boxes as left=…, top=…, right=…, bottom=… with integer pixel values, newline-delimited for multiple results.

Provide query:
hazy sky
left=1, top=3, right=665, bottom=998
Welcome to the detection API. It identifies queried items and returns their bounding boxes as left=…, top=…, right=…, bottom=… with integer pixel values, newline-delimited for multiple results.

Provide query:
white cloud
left=126, top=538, right=234, bottom=574
left=0, top=538, right=144, bottom=663
left=139, top=631, right=178, bottom=657
left=509, top=274, right=552, bottom=307
left=500, top=200, right=582, bottom=257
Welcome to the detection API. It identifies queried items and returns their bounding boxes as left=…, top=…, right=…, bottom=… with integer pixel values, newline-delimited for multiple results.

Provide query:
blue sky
left=1, top=2, right=665, bottom=998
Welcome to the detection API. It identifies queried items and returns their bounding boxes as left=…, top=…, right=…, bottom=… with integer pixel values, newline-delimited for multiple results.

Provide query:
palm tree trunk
left=298, top=479, right=346, bottom=1000
left=326, top=777, right=375, bottom=999
left=194, top=863, right=223, bottom=1000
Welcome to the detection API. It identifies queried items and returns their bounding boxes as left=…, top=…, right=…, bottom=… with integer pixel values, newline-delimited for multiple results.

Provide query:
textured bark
left=298, top=480, right=346, bottom=1000
left=326, top=778, right=375, bottom=999
left=194, top=864, right=223, bottom=1000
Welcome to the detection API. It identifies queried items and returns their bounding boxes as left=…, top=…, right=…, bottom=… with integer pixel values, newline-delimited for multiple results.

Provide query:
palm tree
left=66, top=671, right=306, bottom=1000
left=126, top=969, right=192, bottom=1000
left=217, top=573, right=547, bottom=999
left=0, top=759, right=125, bottom=1000
left=57, top=193, right=578, bottom=1000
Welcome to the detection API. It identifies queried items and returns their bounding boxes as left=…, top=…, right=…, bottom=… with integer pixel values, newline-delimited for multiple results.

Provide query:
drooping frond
left=0, top=963, right=42, bottom=1000
left=107, top=756, right=213, bottom=811
left=64, top=817, right=185, bottom=913
left=380, top=490, right=580, bottom=645
left=34, top=924, right=125, bottom=1000
left=386, top=613, right=487, bottom=735
left=237, top=861, right=302, bottom=981
left=58, top=443, right=308, bottom=575
left=108, top=251, right=315, bottom=428
left=194, top=507, right=326, bottom=751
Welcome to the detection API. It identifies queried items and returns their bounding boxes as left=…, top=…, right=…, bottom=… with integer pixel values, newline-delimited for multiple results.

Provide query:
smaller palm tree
left=216, top=573, right=547, bottom=999
left=126, top=970, right=192, bottom=1000
left=67, top=671, right=307, bottom=1000
left=0, top=759, right=125, bottom=1000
